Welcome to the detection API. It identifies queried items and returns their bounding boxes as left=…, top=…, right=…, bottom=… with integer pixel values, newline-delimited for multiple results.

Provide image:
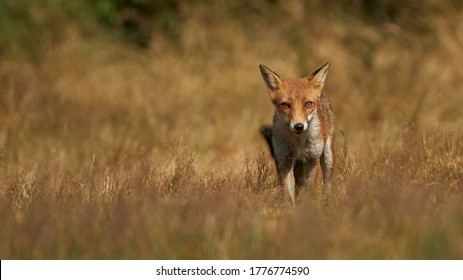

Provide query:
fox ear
left=259, top=64, right=283, bottom=92
left=308, top=62, right=331, bottom=88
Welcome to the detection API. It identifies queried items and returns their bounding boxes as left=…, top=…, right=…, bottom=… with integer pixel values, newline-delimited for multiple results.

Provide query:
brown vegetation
left=1, top=0, right=463, bottom=259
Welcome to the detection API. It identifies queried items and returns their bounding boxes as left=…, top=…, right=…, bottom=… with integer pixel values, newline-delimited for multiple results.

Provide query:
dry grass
left=1, top=1, right=463, bottom=259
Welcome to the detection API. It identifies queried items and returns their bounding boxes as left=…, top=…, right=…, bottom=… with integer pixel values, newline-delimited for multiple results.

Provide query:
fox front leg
left=320, top=155, right=332, bottom=195
left=320, top=136, right=335, bottom=195
left=275, top=155, right=296, bottom=205
left=294, top=158, right=318, bottom=190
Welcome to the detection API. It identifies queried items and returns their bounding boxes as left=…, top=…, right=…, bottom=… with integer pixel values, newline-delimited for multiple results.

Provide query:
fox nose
left=294, top=123, right=304, bottom=132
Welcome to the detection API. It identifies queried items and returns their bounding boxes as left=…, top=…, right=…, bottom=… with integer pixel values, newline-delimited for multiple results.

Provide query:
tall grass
left=1, top=0, right=463, bottom=259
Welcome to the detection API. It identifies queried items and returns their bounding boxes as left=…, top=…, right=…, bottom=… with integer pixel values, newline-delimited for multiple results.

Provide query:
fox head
left=259, top=62, right=331, bottom=135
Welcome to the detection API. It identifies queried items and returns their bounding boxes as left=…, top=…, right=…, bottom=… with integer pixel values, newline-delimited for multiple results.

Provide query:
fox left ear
left=259, top=64, right=283, bottom=92
left=308, top=62, right=331, bottom=88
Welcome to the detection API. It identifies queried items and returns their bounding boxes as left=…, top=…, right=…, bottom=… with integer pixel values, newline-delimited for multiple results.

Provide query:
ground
left=1, top=1, right=463, bottom=259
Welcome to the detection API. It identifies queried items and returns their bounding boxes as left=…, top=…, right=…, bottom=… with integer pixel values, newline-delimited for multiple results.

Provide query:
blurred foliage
left=0, top=0, right=182, bottom=57
left=2, top=0, right=461, bottom=59
left=0, top=0, right=85, bottom=60
left=1, top=0, right=463, bottom=260
left=87, top=0, right=182, bottom=46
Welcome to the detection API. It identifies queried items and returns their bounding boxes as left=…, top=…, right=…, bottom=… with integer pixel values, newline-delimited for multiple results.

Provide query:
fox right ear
left=259, top=65, right=283, bottom=92
left=308, top=62, right=331, bottom=88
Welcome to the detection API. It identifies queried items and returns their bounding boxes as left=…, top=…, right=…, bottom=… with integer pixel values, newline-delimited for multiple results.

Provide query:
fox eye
left=305, top=101, right=314, bottom=108
left=280, top=102, right=291, bottom=109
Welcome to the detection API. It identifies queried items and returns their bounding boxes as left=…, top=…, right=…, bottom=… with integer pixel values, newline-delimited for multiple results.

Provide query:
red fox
left=259, top=62, right=335, bottom=204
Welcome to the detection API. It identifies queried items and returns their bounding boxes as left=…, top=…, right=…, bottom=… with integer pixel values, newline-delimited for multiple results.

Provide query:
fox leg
left=293, top=159, right=316, bottom=190
left=293, top=159, right=305, bottom=194
left=261, top=125, right=296, bottom=204
left=320, top=136, right=335, bottom=194
left=275, top=155, right=295, bottom=205
left=305, top=158, right=319, bottom=188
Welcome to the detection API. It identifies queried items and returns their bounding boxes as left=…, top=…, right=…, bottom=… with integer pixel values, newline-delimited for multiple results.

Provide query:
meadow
left=1, top=0, right=463, bottom=259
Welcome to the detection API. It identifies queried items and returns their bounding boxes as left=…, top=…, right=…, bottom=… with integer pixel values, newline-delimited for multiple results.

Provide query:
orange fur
left=259, top=63, right=335, bottom=204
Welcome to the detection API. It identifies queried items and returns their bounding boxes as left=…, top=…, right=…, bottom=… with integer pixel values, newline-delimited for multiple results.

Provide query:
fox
left=259, top=62, right=335, bottom=204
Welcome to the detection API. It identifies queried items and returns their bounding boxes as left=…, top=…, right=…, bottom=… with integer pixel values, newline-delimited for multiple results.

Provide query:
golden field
left=1, top=0, right=463, bottom=259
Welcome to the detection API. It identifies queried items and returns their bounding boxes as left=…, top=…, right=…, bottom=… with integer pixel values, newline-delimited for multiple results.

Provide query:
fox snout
left=294, top=123, right=304, bottom=132
left=289, top=122, right=307, bottom=135
left=286, top=109, right=317, bottom=135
